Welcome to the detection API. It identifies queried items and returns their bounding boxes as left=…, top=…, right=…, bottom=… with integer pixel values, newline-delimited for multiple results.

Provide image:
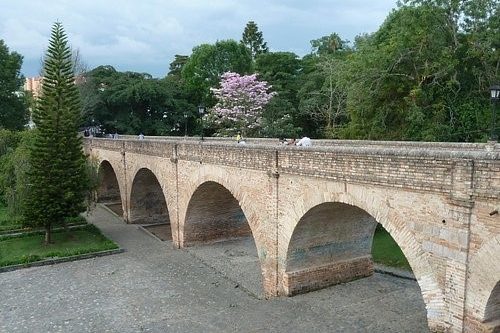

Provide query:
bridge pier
left=282, top=256, right=373, bottom=295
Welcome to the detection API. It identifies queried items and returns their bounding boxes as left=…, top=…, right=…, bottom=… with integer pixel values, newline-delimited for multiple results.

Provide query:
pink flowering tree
left=207, top=72, right=276, bottom=136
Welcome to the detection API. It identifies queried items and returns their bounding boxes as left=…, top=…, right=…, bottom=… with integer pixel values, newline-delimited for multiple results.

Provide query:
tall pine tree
left=24, top=22, right=88, bottom=244
left=241, top=21, right=269, bottom=60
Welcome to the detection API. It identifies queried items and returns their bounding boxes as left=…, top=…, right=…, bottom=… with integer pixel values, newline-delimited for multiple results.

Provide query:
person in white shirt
left=296, top=136, right=312, bottom=147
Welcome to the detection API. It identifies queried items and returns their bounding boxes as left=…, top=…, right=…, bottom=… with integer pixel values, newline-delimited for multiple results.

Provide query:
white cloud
left=0, top=0, right=397, bottom=77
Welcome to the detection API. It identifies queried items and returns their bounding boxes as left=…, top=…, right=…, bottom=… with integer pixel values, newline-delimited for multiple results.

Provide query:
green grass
left=372, top=226, right=411, bottom=270
left=0, top=224, right=118, bottom=267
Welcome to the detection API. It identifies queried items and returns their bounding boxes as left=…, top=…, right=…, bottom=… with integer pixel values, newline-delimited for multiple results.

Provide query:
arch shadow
left=129, top=168, right=170, bottom=227
left=485, top=281, right=500, bottom=329
left=184, top=181, right=252, bottom=244
left=97, top=160, right=123, bottom=217
left=284, top=202, right=377, bottom=294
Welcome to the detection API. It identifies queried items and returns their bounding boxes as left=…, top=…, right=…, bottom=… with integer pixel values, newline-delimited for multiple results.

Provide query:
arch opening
left=484, top=281, right=500, bottom=332
left=129, top=168, right=170, bottom=228
left=283, top=201, right=428, bottom=328
left=284, top=202, right=377, bottom=295
left=183, top=181, right=262, bottom=296
left=97, top=161, right=123, bottom=216
left=184, top=181, right=251, bottom=245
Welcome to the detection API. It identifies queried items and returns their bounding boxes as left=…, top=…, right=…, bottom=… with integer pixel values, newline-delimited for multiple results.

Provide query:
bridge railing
left=85, top=137, right=499, bottom=199
left=108, top=135, right=495, bottom=151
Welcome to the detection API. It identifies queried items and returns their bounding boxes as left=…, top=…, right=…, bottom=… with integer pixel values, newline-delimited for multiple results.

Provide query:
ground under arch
left=182, top=181, right=263, bottom=297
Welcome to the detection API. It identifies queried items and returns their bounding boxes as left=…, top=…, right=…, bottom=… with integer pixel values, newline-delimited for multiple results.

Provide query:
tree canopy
left=0, top=40, right=27, bottom=130
left=79, top=65, right=197, bottom=136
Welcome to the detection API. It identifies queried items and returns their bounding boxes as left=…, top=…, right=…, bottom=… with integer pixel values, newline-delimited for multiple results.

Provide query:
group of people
left=279, top=136, right=312, bottom=147
left=235, top=131, right=312, bottom=147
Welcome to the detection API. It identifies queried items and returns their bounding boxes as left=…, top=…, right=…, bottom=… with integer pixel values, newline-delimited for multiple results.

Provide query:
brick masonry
left=85, top=137, right=500, bottom=333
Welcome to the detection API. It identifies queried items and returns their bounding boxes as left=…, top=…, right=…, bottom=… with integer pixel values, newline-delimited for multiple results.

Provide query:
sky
left=0, top=0, right=398, bottom=78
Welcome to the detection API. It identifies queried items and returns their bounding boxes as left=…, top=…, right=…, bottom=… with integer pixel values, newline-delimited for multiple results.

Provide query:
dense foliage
left=79, top=0, right=499, bottom=141
left=0, top=40, right=28, bottom=130
left=0, top=130, right=31, bottom=219
left=79, top=65, right=197, bottom=136
left=23, top=22, right=89, bottom=243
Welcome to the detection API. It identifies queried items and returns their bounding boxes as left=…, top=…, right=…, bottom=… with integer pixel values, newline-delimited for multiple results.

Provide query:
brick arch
left=183, top=181, right=252, bottom=244
left=128, top=167, right=170, bottom=225
left=282, top=189, right=445, bottom=329
left=284, top=201, right=377, bottom=294
left=97, top=160, right=121, bottom=201
left=467, top=235, right=500, bottom=326
left=180, top=169, right=266, bottom=257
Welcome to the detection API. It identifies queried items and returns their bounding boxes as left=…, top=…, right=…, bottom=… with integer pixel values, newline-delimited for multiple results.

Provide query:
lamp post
left=184, top=112, right=188, bottom=137
left=490, top=85, right=500, bottom=141
left=198, top=104, right=206, bottom=141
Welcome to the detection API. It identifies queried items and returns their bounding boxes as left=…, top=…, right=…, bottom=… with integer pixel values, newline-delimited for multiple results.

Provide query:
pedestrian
left=138, top=133, right=144, bottom=140
left=236, top=131, right=242, bottom=143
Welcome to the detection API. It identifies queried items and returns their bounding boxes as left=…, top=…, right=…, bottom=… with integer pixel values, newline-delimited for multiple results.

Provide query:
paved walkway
left=0, top=206, right=429, bottom=333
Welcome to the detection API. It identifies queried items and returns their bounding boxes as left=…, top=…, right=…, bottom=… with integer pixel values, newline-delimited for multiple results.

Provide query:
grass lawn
left=0, top=224, right=118, bottom=267
left=372, top=226, right=411, bottom=270
left=0, top=203, right=21, bottom=232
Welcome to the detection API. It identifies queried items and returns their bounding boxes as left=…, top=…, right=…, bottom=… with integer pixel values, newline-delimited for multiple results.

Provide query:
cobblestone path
left=0, top=206, right=429, bottom=333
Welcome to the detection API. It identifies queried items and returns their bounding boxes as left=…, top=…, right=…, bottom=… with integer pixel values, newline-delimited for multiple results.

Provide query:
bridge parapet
left=116, top=135, right=497, bottom=151
left=176, top=141, right=276, bottom=170
left=86, top=138, right=499, bottom=200
left=124, top=140, right=174, bottom=158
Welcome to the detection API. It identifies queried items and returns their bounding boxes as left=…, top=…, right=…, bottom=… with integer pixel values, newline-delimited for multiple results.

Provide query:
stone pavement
left=0, top=206, right=429, bottom=333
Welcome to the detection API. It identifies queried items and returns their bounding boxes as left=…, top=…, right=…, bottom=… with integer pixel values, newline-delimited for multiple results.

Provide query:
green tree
left=168, top=54, right=189, bottom=77
left=340, top=4, right=493, bottom=141
left=255, top=52, right=302, bottom=137
left=298, top=56, right=350, bottom=138
left=241, top=21, right=269, bottom=60
left=0, top=130, right=32, bottom=219
left=338, top=1, right=499, bottom=141
left=181, top=40, right=252, bottom=104
left=80, top=65, right=197, bottom=136
left=24, top=22, right=88, bottom=244
left=310, top=33, right=348, bottom=56
left=0, top=40, right=27, bottom=130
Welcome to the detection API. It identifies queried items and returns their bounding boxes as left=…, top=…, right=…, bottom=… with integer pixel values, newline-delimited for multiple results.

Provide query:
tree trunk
left=44, top=224, right=52, bottom=244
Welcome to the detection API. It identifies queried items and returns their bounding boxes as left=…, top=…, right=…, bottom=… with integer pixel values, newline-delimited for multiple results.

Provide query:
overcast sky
left=1, top=0, right=398, bottom=78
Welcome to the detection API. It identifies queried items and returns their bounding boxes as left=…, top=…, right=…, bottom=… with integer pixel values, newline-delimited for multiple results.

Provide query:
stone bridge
left=84, top=137, right=499, bottom=333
